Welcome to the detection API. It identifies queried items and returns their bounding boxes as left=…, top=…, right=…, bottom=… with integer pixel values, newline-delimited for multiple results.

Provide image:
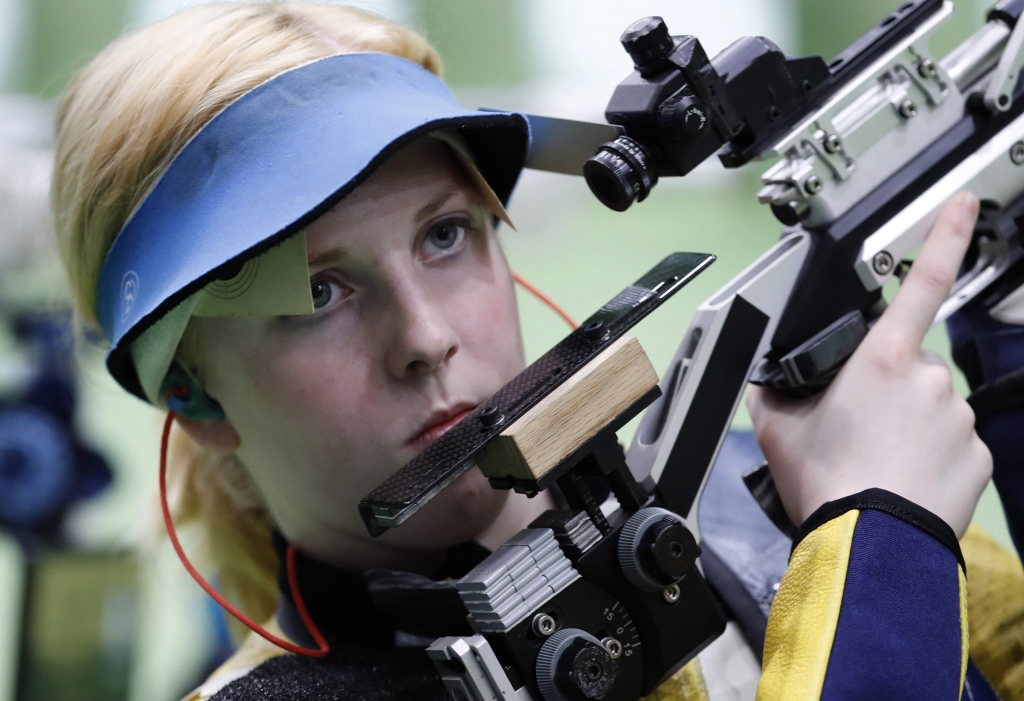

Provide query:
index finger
left=873, top=192, right=979, bottom=347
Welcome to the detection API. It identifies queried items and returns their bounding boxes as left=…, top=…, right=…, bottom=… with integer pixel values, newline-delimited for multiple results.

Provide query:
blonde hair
left=52, top=3, right=442, bottom=632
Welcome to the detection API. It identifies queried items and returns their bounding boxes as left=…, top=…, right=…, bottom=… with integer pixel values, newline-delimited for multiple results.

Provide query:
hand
left=747, top=192, right=992, bottom=538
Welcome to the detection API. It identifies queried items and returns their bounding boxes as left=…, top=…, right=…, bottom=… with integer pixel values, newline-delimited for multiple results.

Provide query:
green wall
left=410, top=0, right=529, bottom=86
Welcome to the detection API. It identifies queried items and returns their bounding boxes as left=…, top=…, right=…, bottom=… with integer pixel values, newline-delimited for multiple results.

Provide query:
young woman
left=51, top=4, right=1003, bottom=700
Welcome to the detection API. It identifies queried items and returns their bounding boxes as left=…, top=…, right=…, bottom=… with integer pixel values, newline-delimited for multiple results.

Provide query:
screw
left=766, top=105, right=781, bottom=122
left=601, top=637, right=623, bottom=660
left=1010, top=141, right=1024, bottom=165
left=898, top=99, right=918, bottom=119
left=662, top=583, right=681, bottom=604
left=479, top=405, right=504, bottom=428
left=582, top=319, right=609, bottom=343
left=918, top=58, right=936, bottom=79
left=803, top=175, right=823, bottom=195
left=823, top=133, right=842, bottom=154
left=873, top=250, right=895, bottom=275
left=532, top=613, right=556, bottom=637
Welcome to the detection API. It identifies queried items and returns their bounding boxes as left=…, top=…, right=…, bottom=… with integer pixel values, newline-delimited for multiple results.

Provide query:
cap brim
left=96, top=52, right=529, bottom=401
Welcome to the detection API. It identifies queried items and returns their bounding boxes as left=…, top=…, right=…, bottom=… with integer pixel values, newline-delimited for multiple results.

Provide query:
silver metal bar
left=985, top=16, right=1024, bottom=111
left=942, top=19, right=1010, bottom=91
left=856, top=107, right=1024, bottom=293
left=757, top=2, right=962, bottom=227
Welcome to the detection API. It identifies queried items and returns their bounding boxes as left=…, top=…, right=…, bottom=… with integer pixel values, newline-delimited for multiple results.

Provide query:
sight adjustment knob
left=662, top=95, right=709, bottom=139
left=618, top=507, right=699, bottom=592
left=621, top=17, right=674, bottom=69
left=639, top=516, right=698, bottom=585
left=536, top=628, right=620, bottom=701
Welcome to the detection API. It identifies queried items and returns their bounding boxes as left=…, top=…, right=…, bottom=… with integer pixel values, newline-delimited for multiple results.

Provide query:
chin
left=396, top=466, right=507, bottom=548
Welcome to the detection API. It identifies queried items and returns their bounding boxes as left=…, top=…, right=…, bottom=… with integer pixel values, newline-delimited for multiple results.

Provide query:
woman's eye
left=310, top=277, right=346, bottom=312
left=424, top=218, right=467, bottom=255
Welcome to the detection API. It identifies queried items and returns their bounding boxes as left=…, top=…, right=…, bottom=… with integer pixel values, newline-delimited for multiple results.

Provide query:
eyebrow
left=305, top=190, right=463, bottom=269
left=307, top=247, right=346, bottom=270
left=415, top=189, right=458, bottom=224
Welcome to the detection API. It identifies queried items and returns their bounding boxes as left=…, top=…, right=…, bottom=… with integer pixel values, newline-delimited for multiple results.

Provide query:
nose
left=383, top=275, right=460, bottom=381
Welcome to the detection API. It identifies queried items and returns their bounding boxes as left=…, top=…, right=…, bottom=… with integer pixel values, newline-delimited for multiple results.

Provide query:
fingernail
left=958, top=192, right=979, bottom=217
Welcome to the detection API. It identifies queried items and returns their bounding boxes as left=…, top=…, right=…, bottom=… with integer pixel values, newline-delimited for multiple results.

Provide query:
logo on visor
left=121, top=271, right=140, bottom=323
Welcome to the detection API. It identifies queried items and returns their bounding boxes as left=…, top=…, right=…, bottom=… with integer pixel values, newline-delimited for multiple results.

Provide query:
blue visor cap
left=96, top=52, right=529, bottom=401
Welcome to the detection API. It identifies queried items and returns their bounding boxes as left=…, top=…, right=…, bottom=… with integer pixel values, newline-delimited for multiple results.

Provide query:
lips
left=409, top=405, right=476, bottom=451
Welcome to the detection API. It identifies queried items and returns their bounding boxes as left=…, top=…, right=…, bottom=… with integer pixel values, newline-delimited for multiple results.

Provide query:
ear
left=174, top=414, right=241, bottom=455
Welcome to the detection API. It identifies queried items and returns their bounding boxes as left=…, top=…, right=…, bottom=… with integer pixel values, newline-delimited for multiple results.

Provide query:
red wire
left=513, top=272, right=578, bottom=329
left=159, top=411, right=329, bottom=657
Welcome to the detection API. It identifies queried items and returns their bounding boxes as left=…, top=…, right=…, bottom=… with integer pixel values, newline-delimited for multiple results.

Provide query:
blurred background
left=0, top=0, right=1012, bottom=699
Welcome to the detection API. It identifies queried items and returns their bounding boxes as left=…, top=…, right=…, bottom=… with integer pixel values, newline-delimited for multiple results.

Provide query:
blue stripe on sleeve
left=820, top=509, right=964, bottom=700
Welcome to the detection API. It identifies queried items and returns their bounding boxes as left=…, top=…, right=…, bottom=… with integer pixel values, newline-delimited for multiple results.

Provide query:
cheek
left=448, top=256, right=524, bottom=380
left=200, top=324, right=391, bottom=476
left=253, top=341, right=391, bottom=452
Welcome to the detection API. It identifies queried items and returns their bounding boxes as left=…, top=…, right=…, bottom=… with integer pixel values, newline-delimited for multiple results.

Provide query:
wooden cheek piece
left=476, top=335, right=659, bottom=483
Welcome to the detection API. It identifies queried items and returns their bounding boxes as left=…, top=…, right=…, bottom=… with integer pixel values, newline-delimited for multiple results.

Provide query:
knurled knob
left=618, top=507, right=698, bottom=592
left=620, top=17, right=674, bottom=68
left=639, top=516, right=698, bottom=584
left=536, top=628, right=619, bottom=701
